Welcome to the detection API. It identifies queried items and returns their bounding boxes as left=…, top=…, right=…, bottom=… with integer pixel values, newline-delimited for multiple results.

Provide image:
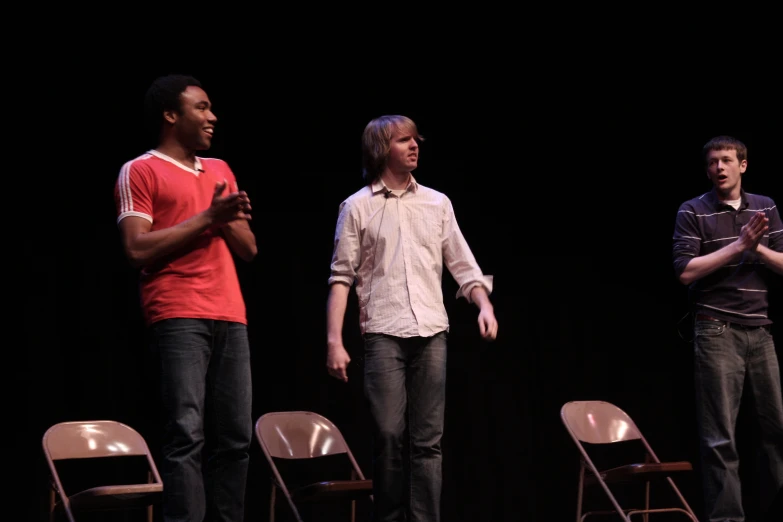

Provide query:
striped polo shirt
left=672, top=188, right=782, bottom=326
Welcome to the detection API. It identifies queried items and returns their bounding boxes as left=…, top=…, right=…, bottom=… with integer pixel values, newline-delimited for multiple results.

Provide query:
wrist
left=731, top=240, right=747, bottom=256
left=202, top=208, right=216, bottom=227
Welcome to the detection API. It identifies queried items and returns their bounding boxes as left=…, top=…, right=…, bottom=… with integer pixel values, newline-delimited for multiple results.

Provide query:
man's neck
left=155, top=141, right=197, bottom=170
left=715, top=186, right=741, bottom=203
left=381, top=171, right=411, bottom=190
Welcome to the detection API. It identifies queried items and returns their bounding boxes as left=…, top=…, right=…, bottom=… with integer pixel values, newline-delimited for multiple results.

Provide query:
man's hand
left=477, top=307, right=498, bottom=341
left=208, top=180, right=252, bottom=226
left=327, top=344, right=351, bottom=382
left=737, top=211, right=768, bottom=253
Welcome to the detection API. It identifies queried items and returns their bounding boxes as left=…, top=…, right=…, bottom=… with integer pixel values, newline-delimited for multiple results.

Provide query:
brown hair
left=361, top=115, right=425, bottom=184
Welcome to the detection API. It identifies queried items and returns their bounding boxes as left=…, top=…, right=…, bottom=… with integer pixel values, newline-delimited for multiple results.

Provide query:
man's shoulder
left=120, top=152, right=156, bottom=171
left=415, top=182, right=441, bottom=194
left=413, top=183, right=452, bottom=210
left=744, top=191, right=777, bottom=207
left=678, top=191, right=713, bottom=212
left=198, top=156, right=230, bottom=169
left=341, top=185, right=374, bottom=206
left=116, top=153, right=161, bottom=186
left=413, top=181, right=448, bottom=199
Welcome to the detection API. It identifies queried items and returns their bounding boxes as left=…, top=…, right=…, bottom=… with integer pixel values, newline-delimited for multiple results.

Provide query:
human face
left=705, top=148, right=746, bottom=201
left=385, top=126, right=419, bottom=175
left=167, top=86, right=217, bottom=151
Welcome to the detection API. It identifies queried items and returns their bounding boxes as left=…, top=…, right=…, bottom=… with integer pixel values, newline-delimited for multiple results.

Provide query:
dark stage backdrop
left=20, top=54, right=782, bottom=522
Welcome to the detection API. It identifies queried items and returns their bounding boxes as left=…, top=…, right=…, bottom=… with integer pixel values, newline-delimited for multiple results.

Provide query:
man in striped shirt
left=326, top=115, right=498, bottom=522
left=672, top=135, right=783, bottom=521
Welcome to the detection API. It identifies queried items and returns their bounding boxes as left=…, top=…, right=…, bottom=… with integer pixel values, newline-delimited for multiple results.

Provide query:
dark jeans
left=363, top=331, right=448, bottom=522
left=693, top=320, right=783, bottom=522
left=151, top=318, right=253, bottom=522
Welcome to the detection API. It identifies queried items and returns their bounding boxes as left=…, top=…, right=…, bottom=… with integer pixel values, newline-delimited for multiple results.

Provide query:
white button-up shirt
left=328, top=176, right=493, bottom=337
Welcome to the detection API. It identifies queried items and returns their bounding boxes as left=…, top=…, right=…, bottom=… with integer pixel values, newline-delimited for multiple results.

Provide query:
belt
left=695, top=313, right=769, bottom=331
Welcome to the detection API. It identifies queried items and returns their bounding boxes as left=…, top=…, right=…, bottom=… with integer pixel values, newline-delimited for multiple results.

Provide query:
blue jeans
left=363, top=331, right=448, bottom=522
left=693, top=320, right=783, bottom=522
left=150, top=318, right=253, bottom=522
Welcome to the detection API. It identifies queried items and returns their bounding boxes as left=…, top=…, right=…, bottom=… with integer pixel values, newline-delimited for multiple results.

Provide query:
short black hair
left=143, top=74, right=203, bottom=146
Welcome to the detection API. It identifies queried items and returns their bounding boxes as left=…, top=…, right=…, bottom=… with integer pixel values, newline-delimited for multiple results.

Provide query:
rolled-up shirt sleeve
left=328, top=200, right=361, bottom=287
left=441, top=198, right=493, bottom=302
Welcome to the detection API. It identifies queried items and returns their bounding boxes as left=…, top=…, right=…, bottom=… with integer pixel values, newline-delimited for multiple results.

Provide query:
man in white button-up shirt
left=326, top=115, right=498, bottom=522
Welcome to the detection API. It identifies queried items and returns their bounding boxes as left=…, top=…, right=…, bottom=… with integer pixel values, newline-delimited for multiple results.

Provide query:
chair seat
left=65, top=483, right=163, bottom=510
left=291, top=479, right=373, bottom=502
left=585, top=461, right=693, bottom=486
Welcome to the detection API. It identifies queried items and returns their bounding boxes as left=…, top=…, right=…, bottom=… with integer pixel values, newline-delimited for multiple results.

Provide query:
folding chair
left=560, top=400, right=699, bottom=521
left=42, top=420, right=163, bottom=522
left=255, top=411, right=373, bottom=522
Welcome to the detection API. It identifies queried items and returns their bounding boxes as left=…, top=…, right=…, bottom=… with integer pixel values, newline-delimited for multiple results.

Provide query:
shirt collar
left=706, top=186, right=748, bottom=210
left=148, top=149, right=203, bottom=174
left=370, top=175, right=419, bottom=196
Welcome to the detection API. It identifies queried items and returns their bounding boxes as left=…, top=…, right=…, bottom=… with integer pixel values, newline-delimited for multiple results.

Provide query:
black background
left=18, top=31, right=782, bottom=521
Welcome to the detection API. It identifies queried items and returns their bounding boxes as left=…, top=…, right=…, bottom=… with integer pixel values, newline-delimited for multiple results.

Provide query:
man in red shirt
left=114, top=74, right=257, bottom=522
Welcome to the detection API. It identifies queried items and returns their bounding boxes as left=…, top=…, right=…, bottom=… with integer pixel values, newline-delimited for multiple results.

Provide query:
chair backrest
left=43, top=420, right=154, bottom=461
left=561, top=400, right=642, bottom=444
left=43, top=420, right=163, bottom=522
left=256, top=411, right=351, bottom=459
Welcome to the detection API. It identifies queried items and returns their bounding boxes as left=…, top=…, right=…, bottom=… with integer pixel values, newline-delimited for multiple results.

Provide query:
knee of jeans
left=167, top=413, right=205, bottom=443
left=411, top=420, right=444, bottom=440
left=376, top=424, right=405, bottom=445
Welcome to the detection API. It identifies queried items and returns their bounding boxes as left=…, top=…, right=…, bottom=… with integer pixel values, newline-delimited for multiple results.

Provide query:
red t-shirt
left=114, top=150, right=246, bottom=326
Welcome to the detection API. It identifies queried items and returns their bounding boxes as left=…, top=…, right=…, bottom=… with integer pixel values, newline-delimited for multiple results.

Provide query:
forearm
left=470, top=285, right=493, bottom=312
left=326, top=283, right=350, bottom=348
left=221, top=221, right=257, bottom=262
left=678, top=241, right=744, bottom=285
left=123, top=211, right=214, bottom=268
left=757, top=244, right=783, bottom=275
